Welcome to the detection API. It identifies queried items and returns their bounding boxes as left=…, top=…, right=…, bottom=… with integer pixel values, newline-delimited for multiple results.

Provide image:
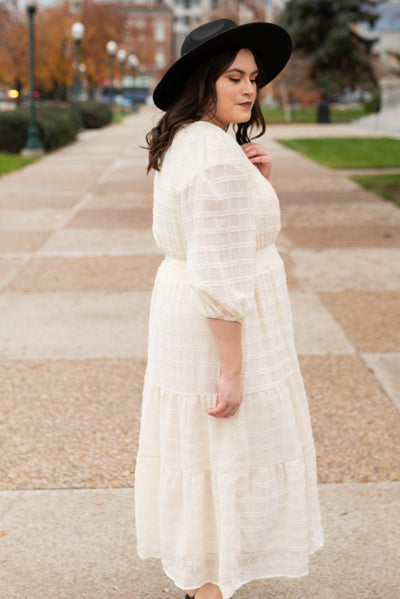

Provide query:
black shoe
left=185, top=595, right=195, bottom=599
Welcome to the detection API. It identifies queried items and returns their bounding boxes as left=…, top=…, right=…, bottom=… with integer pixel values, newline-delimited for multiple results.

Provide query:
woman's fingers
left=244, top=150, right=271, bottom=163
left=207, top=401, right=237, bottom=418
left=241, top=142, right=269, bottom=157
left=207, top=394, right=241, bottom=418
left=241, top=144, right=271, bottom=161
left=207, top=401, right=229, bottom=418
left=249, top=155, right=269, bottom=164
left=207, top=373, right=242, bottom=418
left=241, top=142, right=272, bottom=180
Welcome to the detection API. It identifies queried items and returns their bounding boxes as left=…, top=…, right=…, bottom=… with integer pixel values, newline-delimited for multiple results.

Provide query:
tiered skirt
left=134, top=244, right=324, bottom=599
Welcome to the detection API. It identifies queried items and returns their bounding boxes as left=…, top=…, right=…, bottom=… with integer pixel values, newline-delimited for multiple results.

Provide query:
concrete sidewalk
left=1, top=107, right=399, bottom=598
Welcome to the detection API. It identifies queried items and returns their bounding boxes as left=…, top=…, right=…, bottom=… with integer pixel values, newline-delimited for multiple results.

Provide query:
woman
left=134, top=19, right=324, bottom=599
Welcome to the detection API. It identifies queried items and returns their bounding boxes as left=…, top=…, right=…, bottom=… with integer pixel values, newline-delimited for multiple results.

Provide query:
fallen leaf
left=0, top=531, right=9, bottom=537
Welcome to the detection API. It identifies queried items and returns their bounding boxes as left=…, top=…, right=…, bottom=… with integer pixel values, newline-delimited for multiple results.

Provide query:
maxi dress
left=134, top=120, right=324, bottom=599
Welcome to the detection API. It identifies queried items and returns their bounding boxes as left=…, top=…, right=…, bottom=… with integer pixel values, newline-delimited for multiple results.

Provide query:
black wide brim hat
left=153, top=19, right=292, bottom=111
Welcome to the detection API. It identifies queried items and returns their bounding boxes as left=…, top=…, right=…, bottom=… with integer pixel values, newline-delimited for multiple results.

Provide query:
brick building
left=106, top=2, right=173, bottom=82
left=67, top=0, right=284, bottom=91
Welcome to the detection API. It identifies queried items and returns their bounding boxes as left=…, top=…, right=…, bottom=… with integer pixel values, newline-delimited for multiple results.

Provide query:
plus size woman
left=134, top=19, right=323, bottom=599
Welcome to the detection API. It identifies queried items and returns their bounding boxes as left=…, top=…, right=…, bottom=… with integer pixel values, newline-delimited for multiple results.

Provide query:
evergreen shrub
left=0, top=104, right=79, bottom=153
left=81, top=101, right=112, bottom=128
left=363, top=90, right=381, bottom=113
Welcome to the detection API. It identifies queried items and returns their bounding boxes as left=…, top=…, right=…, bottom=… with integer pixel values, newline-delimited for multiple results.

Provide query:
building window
left=155, top=49, right=166, bottom=68
left=154, top=20, right=166, bottom=42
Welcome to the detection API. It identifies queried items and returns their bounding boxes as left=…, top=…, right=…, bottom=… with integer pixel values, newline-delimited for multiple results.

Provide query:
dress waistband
left=162, top=244, right=282, bottom=276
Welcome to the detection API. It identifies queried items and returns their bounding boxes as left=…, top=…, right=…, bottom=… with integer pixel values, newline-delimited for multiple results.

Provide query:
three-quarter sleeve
left=180, top=162, right=256, bottom=322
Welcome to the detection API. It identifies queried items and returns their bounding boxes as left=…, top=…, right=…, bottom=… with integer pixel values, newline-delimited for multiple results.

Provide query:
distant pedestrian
left=134, top=18, right=323, bottom=599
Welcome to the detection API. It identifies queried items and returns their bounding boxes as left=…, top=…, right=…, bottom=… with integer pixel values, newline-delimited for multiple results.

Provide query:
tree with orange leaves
left=0, top=0, right=73, bottom=101
left=0, top=0, right=127, bottom=101
left=0, top=0, right=29, bottom=104
left=80, top=0, right=126, bottom=97
left=34, top=2, right=75, bottom=100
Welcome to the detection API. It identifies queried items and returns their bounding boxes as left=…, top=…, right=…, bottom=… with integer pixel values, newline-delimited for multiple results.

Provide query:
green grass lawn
left=112, top=107, right=137, bottom=123
left=262, top=106, right=368, bottom=124
left=276, top=137, right=400, bottom=168
left=351, top=174, right=400, bottom=208
left=112, top=109, right=124, bottom=123
left=0, top=152, right=39, bottom=177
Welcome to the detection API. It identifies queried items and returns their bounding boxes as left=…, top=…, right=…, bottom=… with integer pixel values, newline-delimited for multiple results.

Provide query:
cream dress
left=134, top=120, right=323, bottom=599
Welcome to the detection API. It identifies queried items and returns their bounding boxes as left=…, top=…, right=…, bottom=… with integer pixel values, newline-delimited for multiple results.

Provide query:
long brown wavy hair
left=146, top=48, right=266, bottom=173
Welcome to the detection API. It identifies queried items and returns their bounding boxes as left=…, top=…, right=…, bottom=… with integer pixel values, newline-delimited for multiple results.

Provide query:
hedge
left=0, top=102, right=112, bottom=153
left=80, top=101, right=112, bottom=128
left=0, top=104, right=79, bottom=153
left=0, top=111, right=31, bottom=154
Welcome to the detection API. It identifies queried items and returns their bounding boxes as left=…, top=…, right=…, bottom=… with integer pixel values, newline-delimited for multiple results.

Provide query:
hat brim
left=153, top=22, right=292, bottom=111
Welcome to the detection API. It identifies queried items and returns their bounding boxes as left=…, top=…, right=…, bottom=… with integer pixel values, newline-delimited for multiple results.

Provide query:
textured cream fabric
left=134, top=121, right=324, bottom=599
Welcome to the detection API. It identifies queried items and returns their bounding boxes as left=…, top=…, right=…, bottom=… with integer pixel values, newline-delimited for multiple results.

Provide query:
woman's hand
left=241, top=142, right=272, bottom=180
left=207, top=371, right=243, bottom=418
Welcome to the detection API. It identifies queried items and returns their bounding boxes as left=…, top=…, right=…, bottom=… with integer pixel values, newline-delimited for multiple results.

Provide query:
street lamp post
left=128, top=53, right=139, bottom=74
left=128, top=54, right=139, bottom=111
left=117, top=48, right=127, bottom=113
left=71, top=22, right=85, bottom=127
left=106, top=40, right=117, bottom=119
left=21, top=0, right=43, bottom=156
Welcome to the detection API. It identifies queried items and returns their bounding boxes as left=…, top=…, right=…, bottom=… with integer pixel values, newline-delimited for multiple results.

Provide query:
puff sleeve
left=180, top=161, right=256, bottom=322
